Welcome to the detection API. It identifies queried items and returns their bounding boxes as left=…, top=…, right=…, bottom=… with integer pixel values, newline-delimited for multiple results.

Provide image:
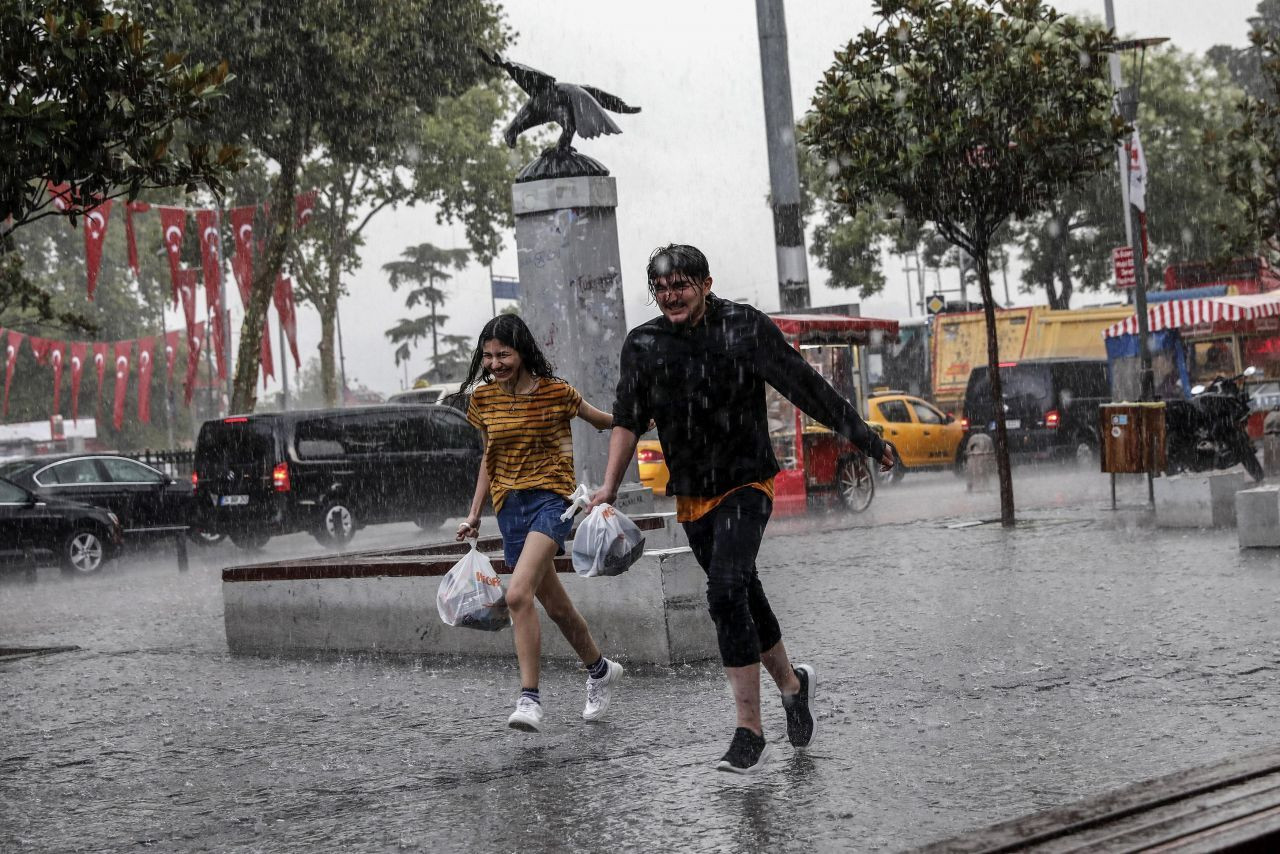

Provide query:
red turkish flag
left=184, top=321, right=206, bottom=407
left=177, top=268, right=198, bottom=340
left=273, top=274, right=301, bottom=370
left=112, top=340, right=132, bottom=430
left=69, top=342, right=87, bottom=421
left=158, top=206, right=187, bottom=304
left=295, top=191, right=317, bottom=228
left=196, top=210, right=227, bottom=380
left=229, top=205, right=256, bottom=306
left=3, top=330, right=22, bottom=417
left=47, top=181, right=75, bottom=212
left=136, top=336, right=155, bottom=424
left=82, top=199, right=113, bottom=299
left=125, top=201, right=151, bottom=276
left=28, top=337, right=52, bottom=364
left=50, top=342, right=66, bottom=415
left=164, top=330, right=181, bottom=383
left=92, top=342, right=109, bottom=415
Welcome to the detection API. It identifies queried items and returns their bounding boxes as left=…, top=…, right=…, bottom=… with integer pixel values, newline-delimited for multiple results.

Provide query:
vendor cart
left=766, top=314, right=899, bottom=517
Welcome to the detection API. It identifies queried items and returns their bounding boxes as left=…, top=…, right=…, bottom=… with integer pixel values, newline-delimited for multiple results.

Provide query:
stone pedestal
left=1237, top=485, right=1280, bottom=548
left=1154, top=470, right=1253, bottom=528
left=512, top=175, right=638, bottom=488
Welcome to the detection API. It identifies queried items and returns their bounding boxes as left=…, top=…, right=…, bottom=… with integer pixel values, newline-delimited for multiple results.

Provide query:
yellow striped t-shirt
left=466, top=378, right=582, bottom=512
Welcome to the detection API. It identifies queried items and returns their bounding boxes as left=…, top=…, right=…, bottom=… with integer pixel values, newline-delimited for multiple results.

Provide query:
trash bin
left=1100, top=402, right=1166, bottom=474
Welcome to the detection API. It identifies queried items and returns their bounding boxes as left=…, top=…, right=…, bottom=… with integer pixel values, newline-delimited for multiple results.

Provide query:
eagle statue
left=479, top=50, right=641, bottom=182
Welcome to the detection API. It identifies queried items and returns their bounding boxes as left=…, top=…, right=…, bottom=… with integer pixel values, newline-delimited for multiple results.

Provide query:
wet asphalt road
left=4, top=464, right=1280, bottom=852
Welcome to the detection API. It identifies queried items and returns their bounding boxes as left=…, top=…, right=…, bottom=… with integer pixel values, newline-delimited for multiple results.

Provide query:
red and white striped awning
left=1103, top=292, right=1280, bottom=338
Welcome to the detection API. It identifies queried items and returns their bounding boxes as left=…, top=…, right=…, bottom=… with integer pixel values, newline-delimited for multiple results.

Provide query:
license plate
left=990, top=420, right=1022, bottom=430
left=218, top=494, right=249, bottom=506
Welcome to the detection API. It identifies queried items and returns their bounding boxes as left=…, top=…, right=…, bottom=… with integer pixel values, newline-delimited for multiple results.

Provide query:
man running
left=589, top=243, right=894, bottom=774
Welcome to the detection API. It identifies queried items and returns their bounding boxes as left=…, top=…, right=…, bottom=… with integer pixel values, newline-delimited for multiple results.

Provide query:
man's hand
left=587, top=485, right=617, bottom=511
left=879, top=444, right=897, bottom=473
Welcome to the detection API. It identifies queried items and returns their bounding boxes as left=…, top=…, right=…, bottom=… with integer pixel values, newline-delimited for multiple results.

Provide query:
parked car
left=0, top=454, right=198, bottom=544
left=0, top=476, right=122, bottom=575
left=865, top=391, right=965, bottom=481
left=387, top=382, right=467, bottom=411
left=960, top=358, right=1111, bottom=465
left=193, top=404, right=482, bottom=550
left=635, top=429, right=669, bottom=493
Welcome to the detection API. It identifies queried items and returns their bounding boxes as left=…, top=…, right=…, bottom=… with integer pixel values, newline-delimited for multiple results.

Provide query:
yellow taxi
left=866, top=391, right=965, bottom=478
left=635, top=435, right=669, bottom=492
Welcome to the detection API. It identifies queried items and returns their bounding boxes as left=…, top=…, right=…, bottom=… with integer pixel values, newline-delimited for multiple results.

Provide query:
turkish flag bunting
left=112, top=340, right=132, bottom=431
left=295, top=191, right=317, bottom=228
left=50, top=342, right=66, bottom=415
left=3, top=329, right=22, bottom=417
left=47, top=181, right=75, bottom=212
left=92, top=342, right=109, bottom=416
left=195, top=210, right=227, bottom=380
left=69, top=342, right=87, bottom=421
left=184, top=321, right=206, bottom=407
left=158, top=206, right=187, bottom=304
left=28, top=337, right=52, bottom=364
left=229, top=205, right=256, bottom=307
left=164, top=330, right=181, bottom=383
left=136, top=336, right=155, bottom=424
left=177, top=268, right=199, bottom=341
left=125, top=201, right=151, bottom=276
left=274, top=274, right=301, bottom=370
left=83, top=199, right=113, bottom=299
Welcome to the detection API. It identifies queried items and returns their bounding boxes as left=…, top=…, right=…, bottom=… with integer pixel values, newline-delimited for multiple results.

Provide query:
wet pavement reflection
left=3, top=464, right=1279, bottom=852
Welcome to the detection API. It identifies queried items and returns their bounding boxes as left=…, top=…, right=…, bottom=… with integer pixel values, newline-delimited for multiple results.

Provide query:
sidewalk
left=4, top=467, right=1280, bottom=852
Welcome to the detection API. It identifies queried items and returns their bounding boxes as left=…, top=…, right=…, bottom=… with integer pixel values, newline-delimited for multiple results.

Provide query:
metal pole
left=336, top=299, right=349, bottom=404
left=489, top=263, right=496, bottom=318
left=278, top=312, right=289, bottom=409
left=215, top=211, right=234, bottom=414
left=755, top=0, right=811, bottom=311
left=902, top=254, right=915, bottom=317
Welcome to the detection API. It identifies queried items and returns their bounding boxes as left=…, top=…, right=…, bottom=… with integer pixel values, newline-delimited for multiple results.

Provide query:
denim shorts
left=495, top=489, right=574, bottom=568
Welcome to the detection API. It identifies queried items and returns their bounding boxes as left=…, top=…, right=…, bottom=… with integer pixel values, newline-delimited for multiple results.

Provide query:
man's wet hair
left=647, top=244, right=710, bottom=286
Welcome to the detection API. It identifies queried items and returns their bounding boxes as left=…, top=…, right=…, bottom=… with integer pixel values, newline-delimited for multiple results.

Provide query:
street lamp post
left=1103, top=1, right=1167, bottom=402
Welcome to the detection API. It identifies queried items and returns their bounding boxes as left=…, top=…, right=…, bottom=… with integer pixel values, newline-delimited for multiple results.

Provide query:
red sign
left=1113, top=246, right=1136, bottom=289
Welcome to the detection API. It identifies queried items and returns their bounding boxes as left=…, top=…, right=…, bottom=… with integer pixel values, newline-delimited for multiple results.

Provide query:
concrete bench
left=1237, top=485, right=1280, bottom=548
left=1153, top=469, right=1253, bottom=528
left=221, top=513, right=716, bottom=665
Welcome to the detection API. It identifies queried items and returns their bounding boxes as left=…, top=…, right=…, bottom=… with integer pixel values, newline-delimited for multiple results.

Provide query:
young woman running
left=455, top=314, right=623, bottom=732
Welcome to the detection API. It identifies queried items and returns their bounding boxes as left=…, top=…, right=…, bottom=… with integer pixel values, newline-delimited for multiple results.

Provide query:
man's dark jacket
left=612, top=294, right=887, bottom=497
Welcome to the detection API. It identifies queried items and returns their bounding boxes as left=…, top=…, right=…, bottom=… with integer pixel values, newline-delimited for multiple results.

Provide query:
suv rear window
left=965, top=365, right=1052, bottom=423
left=197, top=420, right=277, bottom=470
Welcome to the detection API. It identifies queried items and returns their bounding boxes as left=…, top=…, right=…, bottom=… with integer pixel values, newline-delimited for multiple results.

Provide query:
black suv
left=961, top=359, right=1111, bottom=464
left=193, top=404, right=481, bottom=549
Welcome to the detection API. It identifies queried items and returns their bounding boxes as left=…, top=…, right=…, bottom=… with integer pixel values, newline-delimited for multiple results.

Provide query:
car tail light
left=272, top=462, right=291, bottom=492
left=1045, top=410, right=1061, bottom=429
left=224, top=416, right=249, bottom=424
left=191, top=471, right=198, bottom=488
left=636, top=447, right=665, bottom=463
left=960, top=417, right=970, bottom=430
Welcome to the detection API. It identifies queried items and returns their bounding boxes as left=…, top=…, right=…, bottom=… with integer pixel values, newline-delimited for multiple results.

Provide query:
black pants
left=682, top=487, right=782, bottom=668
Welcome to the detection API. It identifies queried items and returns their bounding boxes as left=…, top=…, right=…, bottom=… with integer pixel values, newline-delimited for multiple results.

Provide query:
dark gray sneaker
left=782, top=664, right=817, bottom=748
left=715, top=727, right=773, bottom=774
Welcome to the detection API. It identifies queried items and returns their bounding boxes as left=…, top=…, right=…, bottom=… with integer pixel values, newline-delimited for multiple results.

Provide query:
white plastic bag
left=571, top=503, right=645, bottom=578
left=436, top=541, right=510, bottom=631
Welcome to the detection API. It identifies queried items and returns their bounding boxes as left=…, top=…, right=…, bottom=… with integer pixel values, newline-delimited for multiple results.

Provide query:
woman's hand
left=455, top=517, right=481, bottom=541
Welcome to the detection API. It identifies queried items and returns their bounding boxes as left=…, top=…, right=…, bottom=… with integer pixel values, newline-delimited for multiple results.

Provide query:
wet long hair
left=453, top=314, right=558, bottom=401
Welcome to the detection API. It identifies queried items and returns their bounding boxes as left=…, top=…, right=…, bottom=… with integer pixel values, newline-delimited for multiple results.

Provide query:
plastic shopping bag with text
left=571, top=503, right=645, bottom=578
left=436, top=541, right=510, bottom=631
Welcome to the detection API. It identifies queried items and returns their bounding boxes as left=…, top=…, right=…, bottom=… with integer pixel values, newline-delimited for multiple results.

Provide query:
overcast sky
left=225, top=0, right=1265, bottom=400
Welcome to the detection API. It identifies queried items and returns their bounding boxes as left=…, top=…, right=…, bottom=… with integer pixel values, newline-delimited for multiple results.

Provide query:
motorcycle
left=1165, top=366, right=1265, bottom=482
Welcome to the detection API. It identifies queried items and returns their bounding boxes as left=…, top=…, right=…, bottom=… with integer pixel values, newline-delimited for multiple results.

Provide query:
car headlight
left=107, top=512, right=120, bottom=525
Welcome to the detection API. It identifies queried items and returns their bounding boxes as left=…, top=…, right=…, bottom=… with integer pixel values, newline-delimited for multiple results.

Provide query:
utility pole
left=756, top=0, right=810, bottom=311
left=336, top=300, right=349, bottom=405
left=901, top=254, right=915, bottom=317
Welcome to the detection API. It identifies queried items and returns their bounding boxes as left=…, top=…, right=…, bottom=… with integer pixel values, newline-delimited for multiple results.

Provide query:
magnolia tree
left=804, top=0, right=1125, bottom=525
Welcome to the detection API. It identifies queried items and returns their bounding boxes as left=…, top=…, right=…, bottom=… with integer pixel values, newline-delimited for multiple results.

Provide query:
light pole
left=1103, top=1, right=1167, bottom=401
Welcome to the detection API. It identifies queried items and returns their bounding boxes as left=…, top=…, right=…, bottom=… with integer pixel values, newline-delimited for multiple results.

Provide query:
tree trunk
left=318, top=255, right=341, bottom=406
left=230, top=143, right=302, bottom=413
left=975, top=246, right=1016, bottom=526
left=1055, top=255, right=1073, bottom=310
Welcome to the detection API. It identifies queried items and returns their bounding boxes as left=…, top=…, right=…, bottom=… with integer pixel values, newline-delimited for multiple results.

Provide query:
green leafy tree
left=287, top=84, right=532, bottom=406
left=1014, top=46, right=1245, bottom=308
left=1, top=0, right=237, bottom=230
left=1208, top=0, right=1280, bottom=100
left=384, top=243, right=470, bottom=377
left=144, top=0, right=507, bottom=413
left=804, top=0, right=1125, bottom=526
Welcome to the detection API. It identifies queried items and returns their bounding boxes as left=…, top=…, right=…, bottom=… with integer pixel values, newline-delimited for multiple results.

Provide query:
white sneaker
left=583, top=659, right=624, bottom=721
left=508, top=696, right=544, bottom=732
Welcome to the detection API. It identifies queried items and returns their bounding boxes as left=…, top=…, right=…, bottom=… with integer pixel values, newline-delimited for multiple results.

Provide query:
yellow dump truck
left=931, top=305, right=1134, bottom=413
